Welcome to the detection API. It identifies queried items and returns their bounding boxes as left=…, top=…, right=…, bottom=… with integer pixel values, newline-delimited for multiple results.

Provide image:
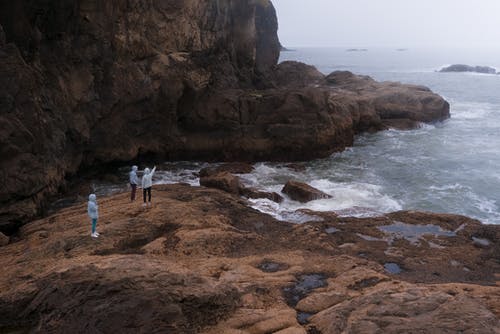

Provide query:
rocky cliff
left=0, top=0, right=449, bottom=231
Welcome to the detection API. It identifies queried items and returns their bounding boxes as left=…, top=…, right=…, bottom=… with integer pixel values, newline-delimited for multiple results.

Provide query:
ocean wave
left=246, top=178, right=401, bottom=223
left=450, top=101, right=497, bottom=120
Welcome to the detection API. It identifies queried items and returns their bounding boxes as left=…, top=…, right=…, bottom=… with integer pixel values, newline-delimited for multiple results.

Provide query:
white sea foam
left=429, top=183, right=468, bottom=192
left=244, top=172, right=401, bottom=222
left=450, top=102, right=496, bottom=120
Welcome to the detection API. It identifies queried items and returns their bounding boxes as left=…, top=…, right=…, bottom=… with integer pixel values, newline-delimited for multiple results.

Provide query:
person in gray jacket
left=129, top=165, right=139, bottom=201
left=142, top=166, right=156, bottom=206
left=87, top=194, right=99, bottom=238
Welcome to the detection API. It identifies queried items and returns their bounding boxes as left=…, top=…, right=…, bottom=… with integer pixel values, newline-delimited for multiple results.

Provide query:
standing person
left=142, top=166, right=156, bottom=206
left=129, top=165, right=139, bottom=201
left=88, top=194, right=99, bottom=238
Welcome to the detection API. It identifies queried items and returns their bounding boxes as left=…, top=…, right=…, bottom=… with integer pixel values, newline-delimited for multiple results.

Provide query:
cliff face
left=0, top=0, right=449, bottom=231
left=0, top=0, right=279, bottom=230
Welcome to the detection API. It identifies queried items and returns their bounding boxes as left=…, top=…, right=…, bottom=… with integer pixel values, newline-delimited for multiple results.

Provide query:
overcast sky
left=272, top=0, right=500, bottom=48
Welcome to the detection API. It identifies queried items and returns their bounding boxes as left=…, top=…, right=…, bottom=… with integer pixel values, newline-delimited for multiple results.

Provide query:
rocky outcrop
left=439, top=64, right=497, bottom=74
left=282, top=180, right=332, bottom=202
left=200, top=171, right=242, bottom=195
left=0, top=1, right=450, bottom=231
left=0, top=185, right=498, bottom=333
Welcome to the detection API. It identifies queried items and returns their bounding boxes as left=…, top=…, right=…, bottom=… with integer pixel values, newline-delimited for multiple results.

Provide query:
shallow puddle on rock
left=257, top=261, right=289, bottom=273
left=378, top=221, right=456, bottom=244
left=297, top=312, right=313, bottom=324
left=283, top=274, right=327, bottom=307
left=472, top=237, right=490, bottom=247
left=384, top=262, right=403, bottom=274
left=356, top=233, right=385, bottom=242
left=325, top=227, right=339, bottom=234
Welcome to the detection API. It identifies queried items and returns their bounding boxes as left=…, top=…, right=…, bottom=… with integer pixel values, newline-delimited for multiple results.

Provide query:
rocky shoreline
left=1, top=1, right=449, bottom=231
left=2, top=1, right=495, bottom=331
left=0, top=183, right=498, bottom=333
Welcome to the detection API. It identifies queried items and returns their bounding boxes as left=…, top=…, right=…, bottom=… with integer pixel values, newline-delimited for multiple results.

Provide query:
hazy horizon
left=272, top=0, right=500, bottom=49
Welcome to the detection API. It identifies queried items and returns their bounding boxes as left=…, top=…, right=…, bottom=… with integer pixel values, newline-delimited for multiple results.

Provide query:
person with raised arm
left=141, top=166, right=156, bottom=207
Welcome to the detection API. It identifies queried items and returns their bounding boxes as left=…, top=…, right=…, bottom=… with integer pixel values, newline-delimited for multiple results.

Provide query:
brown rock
left=0, top=232, right=8, bottom=246
left=325, top=71, right=450, bottom=126
left=309, top=285, right=500, bottom=334
left=200, top=172, right=242, bottom=195
left=0, top=185, right=498, bottom=333
left=295, top=291, right=349, bottom=313
left=199, top=163, right=255, bottom=178
left=240, top=187, right=284, bottom=203
left=282, top=181, right=332, bottom=203
left=273, top=61, right=325, bottom=88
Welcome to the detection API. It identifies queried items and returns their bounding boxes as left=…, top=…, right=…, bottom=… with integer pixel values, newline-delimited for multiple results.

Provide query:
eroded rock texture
left=0, top=185, right=498, bottom=333
left=0, top=1, right=449, bottom=230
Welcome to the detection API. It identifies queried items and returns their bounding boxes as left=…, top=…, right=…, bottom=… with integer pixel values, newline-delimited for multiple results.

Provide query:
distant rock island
left=346, top=48, right=368, bottom=52
left=439, top=64, right=497, bottom=74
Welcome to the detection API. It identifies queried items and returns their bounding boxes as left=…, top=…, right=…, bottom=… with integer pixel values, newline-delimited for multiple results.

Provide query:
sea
left=98, top=47, right=500, bottom=225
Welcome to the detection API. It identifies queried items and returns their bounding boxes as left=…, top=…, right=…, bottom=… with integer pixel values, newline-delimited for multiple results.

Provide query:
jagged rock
left=282, top=181, right=332, bottom=203
left=439, top=64, right=497, bottom=74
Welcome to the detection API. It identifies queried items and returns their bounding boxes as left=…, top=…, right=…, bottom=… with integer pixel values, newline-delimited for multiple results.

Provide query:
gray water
left=250, top=47, right=500, bottom=224
left=98, top=48, right=500, bottom=225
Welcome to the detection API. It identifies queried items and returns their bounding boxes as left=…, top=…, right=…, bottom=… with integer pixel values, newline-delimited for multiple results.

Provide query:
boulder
left=199, top=169, right=283, bottom=203
left=282, top=181, right=331, bottom=203
left=200, top=172, right=242, bottom=195
left=239, top=187, right=284, bottom=203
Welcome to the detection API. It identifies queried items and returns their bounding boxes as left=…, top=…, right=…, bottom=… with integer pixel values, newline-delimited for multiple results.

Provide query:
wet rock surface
left=0, top=185, right=498, bottom=333
left=282, top=181, right=332, bottom=203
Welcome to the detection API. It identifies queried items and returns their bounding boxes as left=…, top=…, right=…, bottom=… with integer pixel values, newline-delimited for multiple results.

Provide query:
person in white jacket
left=87, top=194, right=99, bottom=238
left=141, top=166, right=156, bottom=206
left=129, top=165, right=139, bottom=201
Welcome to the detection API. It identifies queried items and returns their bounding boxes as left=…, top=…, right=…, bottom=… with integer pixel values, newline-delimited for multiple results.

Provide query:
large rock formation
left=0, top=0, right=449, bottom=231
left=0, top=185, right=498, bottom=333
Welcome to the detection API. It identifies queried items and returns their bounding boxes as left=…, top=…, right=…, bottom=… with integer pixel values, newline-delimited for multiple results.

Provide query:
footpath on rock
left=0, top=183, right=498, bottom=333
